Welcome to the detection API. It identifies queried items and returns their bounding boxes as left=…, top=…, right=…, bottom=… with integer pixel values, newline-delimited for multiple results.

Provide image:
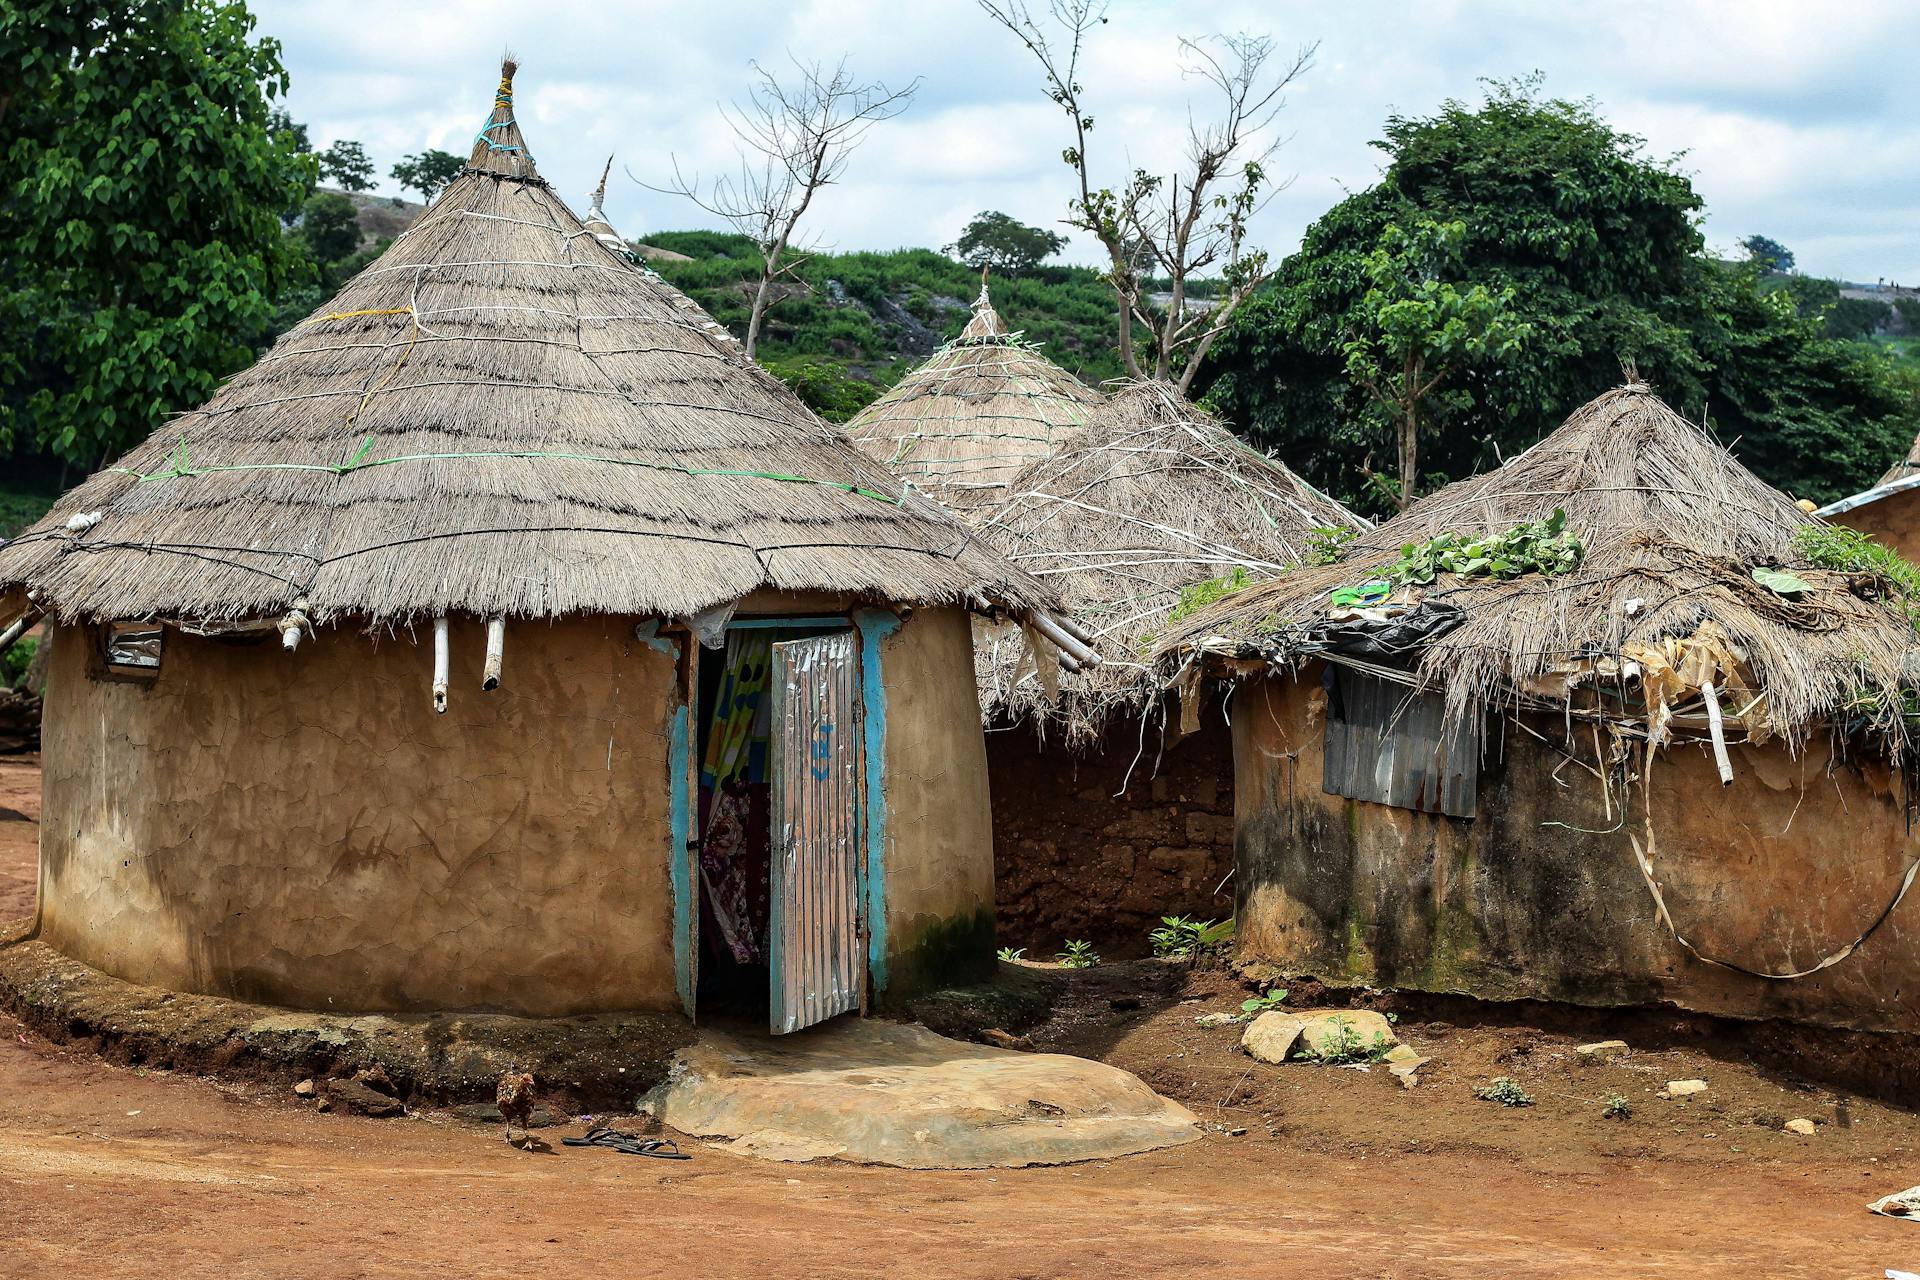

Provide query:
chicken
left=496, top=1069, right=536, bottom=1147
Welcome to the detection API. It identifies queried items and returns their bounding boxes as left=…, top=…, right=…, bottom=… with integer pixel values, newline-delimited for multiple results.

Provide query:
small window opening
left=102, top=621, right=164, bottom=681
left=1321, top=666, right=1479, bottom=818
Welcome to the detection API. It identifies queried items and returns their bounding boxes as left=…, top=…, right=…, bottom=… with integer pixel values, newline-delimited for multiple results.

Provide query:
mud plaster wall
left=1233, top=663, right=1920, bottom=1034
left=38, top=618, right=679, bottom=1017
left=990, top=709, right=1235, bottom=954
left=1831, top=489, right=1920, bottom=562
left=874, top=606, right=997, bottom=995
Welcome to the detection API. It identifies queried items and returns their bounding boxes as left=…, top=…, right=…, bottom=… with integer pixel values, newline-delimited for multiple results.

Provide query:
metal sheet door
left=768, top=631, right=865, bottom=1034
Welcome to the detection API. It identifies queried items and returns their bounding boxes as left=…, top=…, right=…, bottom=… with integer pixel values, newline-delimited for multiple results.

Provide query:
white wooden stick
left=432, top=616, right=449, bottom=714
left=482, top=617, right=504, bottom=690
left=1701, top=680, right=1733, bottom=786
left=0, top=610, right=42, bottom=658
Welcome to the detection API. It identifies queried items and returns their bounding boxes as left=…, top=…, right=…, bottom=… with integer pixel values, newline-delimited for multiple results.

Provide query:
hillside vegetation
left=642, top=231, right=1125, bottom=419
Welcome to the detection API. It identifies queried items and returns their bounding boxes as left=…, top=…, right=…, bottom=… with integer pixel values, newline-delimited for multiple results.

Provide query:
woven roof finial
left=467, top=54, right=534, bottom=179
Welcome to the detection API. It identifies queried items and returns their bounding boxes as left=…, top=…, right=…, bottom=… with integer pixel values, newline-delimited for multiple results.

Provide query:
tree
left=390, top=149, right=464, bottom=202
left=981, top=0, right=1314, bottom=393
left=318, top=140, right=375, bottom=192
left=1339, top=219, right=1528, bottom=508
left=1740, top=234, right=1794, bottom=274
left=948, top=211, right=1067, bottom=276
left=650, top=57, right=918, bottom=359
left=1200, top=79, right=1918, bottom=511
left=298, top=192, right=362, bottom=269
left=0, top=0, right=313, bottom=468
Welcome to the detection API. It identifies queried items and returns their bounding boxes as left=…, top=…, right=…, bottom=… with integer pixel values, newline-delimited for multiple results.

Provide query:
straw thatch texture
left=975, top=380, right=1369, bottom=742
left=1160, top=383, right=1917, bottom=746
left=845, top=281, right=1099, bottom=509
left=582, top=156, right=744, bottom=357
left=0, top=64, right=1051, bottom=628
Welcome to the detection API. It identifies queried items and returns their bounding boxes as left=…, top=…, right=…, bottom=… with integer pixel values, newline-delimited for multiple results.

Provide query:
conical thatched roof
left=1161, top=383, right=1918, bottom=746
left=0, top=63, right=1051, bottom=630
left=580, top=154, right=744, bottom=356
left=845, top=275, right=1099, bottom=509
left=974, top=380, right=1369, bottom=741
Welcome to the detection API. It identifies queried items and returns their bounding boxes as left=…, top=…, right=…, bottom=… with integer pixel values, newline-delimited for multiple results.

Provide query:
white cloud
left=257, top=0, right=1920, bottom=283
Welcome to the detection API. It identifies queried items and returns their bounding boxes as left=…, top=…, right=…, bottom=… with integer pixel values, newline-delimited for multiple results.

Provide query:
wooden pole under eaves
left=482, top=617, right=504, bottom=690
left=1701, top=681, right=1734, bottom=785
left=432, top=617, right=450, bottom=714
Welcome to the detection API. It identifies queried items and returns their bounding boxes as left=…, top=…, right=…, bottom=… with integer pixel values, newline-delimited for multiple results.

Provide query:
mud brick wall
left=989, top=710, right=1236, bottom=955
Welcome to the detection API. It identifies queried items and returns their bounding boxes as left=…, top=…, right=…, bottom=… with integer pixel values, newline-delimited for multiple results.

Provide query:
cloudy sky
left=257, top=0, right=1919, bottom=285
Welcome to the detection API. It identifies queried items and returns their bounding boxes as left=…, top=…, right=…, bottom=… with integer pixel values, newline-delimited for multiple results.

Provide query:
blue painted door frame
left=667, top=610, right=900, bottom=1019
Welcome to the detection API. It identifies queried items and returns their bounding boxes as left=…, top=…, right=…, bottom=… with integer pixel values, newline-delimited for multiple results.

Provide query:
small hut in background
left=1815, top=432, right=1920, bottom=559
left=976, top=381, right=1369, bottom=952
left=1159, top=383, right=1920, bottom=1040
left=845, top=277, right=1100, bottom=511
left=0, top=62, right=1064, bottom=1032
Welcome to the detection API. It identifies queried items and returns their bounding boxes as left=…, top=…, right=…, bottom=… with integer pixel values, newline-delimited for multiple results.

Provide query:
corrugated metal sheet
left=1322, top=667, right=1479, bottom=818
left=768, top=631, right=865, bottom=1034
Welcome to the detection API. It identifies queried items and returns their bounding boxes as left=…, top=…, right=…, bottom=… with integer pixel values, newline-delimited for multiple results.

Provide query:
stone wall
left=990, top=707, right=1236, bottom=956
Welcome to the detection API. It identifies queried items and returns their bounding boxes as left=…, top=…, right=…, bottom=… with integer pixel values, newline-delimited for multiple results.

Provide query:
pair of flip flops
left=562, top=1125, right=691, bottom=1159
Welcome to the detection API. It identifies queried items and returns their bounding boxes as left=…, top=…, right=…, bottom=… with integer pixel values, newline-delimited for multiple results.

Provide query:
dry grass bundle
left=1160, top=383, right=1918, bottom=748
left=975, top=380, right=1369, bottom=743
left=0, top=62, right=1052, bottom=629
left=845, top=279, right=1099, bottom=510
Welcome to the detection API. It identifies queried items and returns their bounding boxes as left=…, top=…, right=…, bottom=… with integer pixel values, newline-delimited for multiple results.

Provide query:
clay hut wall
left=1231, top=661, right=1920, bottom=1036
left=33, top=599, right=995, bottom=1017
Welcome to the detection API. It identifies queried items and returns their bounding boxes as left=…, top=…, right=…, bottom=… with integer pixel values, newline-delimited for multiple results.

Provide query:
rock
left=292, top=1079, right=316, bottom=1098
left=1383, top=1043, right=1422, bottom=1065
left=325, top=1077, right=404, bottom=1117
left=314, top=1097, right=332, bottom=1114
left=1194, top=1012, right=1239, bottom=1029
left=353, top=1063, right=396, bottom=1096
left=1784, top=1117, right=1817, bottom=1135
left=1663, top=1079, right=1709, bottom=1098
left=1576, top=1040, right=1629, bottom=1063
left=1241, top=1012, right=1306, bottom=1063
left=1296, top=1010, right=1398, bottom=1058
left=452, top=1103, right=504, bottom=1122
left=981, top=1028, right=1034, bottom=1052
left=527, top=1106, right=560, bottom=1129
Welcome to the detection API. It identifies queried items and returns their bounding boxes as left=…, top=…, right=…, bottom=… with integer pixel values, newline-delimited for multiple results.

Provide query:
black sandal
left=562, top=1125, right=691, bottom=1159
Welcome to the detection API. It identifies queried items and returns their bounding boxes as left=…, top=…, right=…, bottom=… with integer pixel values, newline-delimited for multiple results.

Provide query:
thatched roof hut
left=1814, top=427, right=1920, bottom=561
left=1160, top=381, right=1915, bottom=747
left=844, top=276, right=1099, bottom=509
left=1155, top=382, right=1920, bottom=1041
left=976, top=380, right=1368, bottom=743
left=0, top=65, right=1047, bottom=630
left=0, top=61, right=1061, bottom=1029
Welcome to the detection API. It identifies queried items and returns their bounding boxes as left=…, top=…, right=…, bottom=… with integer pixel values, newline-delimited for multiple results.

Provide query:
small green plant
left=1148, top=915, right=1234, bottom=959
left=1305, top=524, right=1358, bottom=565
left=1793, top=523, right=1920, bottom=627
left=1168, top=565, right=1253, bottom=623
left=1475, top=1076, right=1535, bottom=1107
left=1297, top=1015, right=1394, bottom=1065
left=1603, top=1093, right=1632, bottom=1119
left=1380, top=509, right=1582, bottom=587
left=1238, top=988, right=1291, bottom=1019
left=996, top=946, right=1026, bottom=962
left=1055, top=939, right=1099, bottom=969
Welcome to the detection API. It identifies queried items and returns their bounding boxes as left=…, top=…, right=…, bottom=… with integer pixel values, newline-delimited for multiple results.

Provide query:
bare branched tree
left=648, top=57, right=917, bottom=359
left=980, top=0, right=1315, bottom=393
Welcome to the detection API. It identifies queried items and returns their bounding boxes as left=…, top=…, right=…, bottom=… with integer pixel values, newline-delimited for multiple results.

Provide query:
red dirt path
left=2, top=754, right=1918, bottom=1278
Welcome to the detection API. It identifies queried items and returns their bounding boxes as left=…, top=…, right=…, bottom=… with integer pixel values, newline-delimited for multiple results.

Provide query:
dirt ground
left=4, top=755, right=1920, bottom=1278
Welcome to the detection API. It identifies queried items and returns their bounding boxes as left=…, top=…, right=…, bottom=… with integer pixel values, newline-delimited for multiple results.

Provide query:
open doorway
left=692, top=620, right=865, bottom=1031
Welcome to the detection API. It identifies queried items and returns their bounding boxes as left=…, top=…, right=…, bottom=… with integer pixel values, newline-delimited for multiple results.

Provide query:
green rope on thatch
left=108, top=437, right=901, bottom=505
